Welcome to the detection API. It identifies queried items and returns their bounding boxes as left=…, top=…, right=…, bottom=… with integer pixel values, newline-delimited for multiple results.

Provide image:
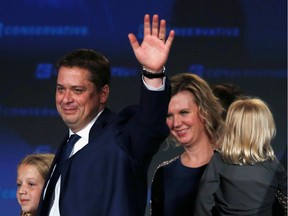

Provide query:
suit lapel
left=89, top=107, right=114, bottom=141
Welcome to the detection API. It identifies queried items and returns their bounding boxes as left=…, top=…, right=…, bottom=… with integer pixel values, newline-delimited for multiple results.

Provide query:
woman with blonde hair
left=194, top=98, right=287, bottom=215
left=16, top=153, right=54, bottom=216
left=151, top=73, right=224, bottom=216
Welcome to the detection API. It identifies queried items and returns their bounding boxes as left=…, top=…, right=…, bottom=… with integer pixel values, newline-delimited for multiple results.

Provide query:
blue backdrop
left=0, top=1, right=286, bottom=215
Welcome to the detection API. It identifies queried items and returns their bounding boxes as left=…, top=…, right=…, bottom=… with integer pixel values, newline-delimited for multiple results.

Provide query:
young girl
left=16, top=153, right=54, bottom=216
left=194, top=98, right=287, bottom=215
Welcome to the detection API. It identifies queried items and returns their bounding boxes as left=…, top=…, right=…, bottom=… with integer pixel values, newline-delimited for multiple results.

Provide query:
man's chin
left=62, top=117, right=77, bottom=126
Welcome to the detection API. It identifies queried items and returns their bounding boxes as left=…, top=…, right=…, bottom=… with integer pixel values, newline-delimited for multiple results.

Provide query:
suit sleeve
left=275, top=158, right=287, bottom=195
left=194, top=154, right=220, bottom=216
left=275, top=158, right=288, bottom=214
left=116, top=78, right=171, bottom=163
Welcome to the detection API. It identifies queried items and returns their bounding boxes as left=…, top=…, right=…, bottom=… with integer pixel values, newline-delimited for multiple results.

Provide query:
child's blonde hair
left=18, top=153, right=55, bottom=180
left=220, top=98, right=275, bottom=164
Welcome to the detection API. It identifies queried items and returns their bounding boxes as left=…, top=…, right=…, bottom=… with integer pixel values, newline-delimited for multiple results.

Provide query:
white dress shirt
left=47, top=111, right=101, bottom=216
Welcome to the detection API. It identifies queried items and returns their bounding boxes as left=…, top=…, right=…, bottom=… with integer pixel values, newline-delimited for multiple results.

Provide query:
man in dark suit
left=37, top=14, right=175, bottom=216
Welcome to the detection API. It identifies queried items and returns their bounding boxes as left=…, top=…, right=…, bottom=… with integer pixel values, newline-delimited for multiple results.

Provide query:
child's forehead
left=18, top=164, right=42, bottom=179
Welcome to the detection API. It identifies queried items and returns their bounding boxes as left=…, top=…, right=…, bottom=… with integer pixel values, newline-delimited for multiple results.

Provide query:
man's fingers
left=143, top=14, right=151, bottom=36
left=128, top=33, right=140, bottom=50
left=158, top=19, right=167, bottom=41
left=165, top=30, right=175, bottom=49
left=151, top=14, right=159, bottom=36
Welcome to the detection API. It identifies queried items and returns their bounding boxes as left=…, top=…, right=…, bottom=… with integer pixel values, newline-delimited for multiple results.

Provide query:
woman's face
left=16, top=164, right=45, bottom=214
left=166, top=90, right=207, bottom=147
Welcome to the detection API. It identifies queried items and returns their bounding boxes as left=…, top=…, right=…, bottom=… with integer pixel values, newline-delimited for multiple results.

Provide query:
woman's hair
left=18, top=153, right=55, bottom=180
left=221, top=98, right=276, bottom=164
left=169, top=73, right=224, bottom=146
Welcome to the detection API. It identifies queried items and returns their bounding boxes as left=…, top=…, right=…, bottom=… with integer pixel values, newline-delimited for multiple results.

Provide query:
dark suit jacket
left=194, top=151, right=287, bottom=216
left=37, top=79, right=171, bottom=216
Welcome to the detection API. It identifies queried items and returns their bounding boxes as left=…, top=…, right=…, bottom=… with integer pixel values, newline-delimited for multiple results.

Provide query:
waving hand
left=128, top=14, right=175, bottom=73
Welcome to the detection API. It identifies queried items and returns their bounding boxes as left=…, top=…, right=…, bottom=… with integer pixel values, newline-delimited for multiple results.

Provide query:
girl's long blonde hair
left=221, top=98, right=276, bottom=164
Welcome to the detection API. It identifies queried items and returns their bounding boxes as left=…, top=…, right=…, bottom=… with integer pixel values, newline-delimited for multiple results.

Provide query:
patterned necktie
left=40, top=134, right=81, bottom=214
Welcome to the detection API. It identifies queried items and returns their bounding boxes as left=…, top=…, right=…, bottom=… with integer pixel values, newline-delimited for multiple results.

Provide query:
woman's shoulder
left=156, top=155, right=180, bottom=170
left=152, top=156, right=180, bottom=180
left=209, top=150, right=224, bottom=166
left=212, top=149, right=221, bottom=159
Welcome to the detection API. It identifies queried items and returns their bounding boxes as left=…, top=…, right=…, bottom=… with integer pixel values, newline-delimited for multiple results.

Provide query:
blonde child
left=194, top=98, right=287, bottom=215
left=16, top=153, right=54, bottom=216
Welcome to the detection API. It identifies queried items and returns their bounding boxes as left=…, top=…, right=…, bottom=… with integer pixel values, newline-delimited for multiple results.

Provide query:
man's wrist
left=142, top=66, right=166, bottom=79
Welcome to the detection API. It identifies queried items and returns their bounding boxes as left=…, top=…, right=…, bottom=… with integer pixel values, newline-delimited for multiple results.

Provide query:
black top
left=194, top=151, right=287, bottom=216
left=151, top=156, right=207, bottom=216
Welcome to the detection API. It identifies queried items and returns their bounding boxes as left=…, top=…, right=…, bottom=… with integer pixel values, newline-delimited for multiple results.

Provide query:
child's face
left=16, top=164, right=45, bottom=214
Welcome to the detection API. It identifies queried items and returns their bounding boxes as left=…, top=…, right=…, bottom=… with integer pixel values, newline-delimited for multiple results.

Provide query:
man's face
left=55, top=66, right=108, bottom=132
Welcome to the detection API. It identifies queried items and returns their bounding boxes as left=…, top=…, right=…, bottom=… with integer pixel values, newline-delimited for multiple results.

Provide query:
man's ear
left=100, top=84, right=110, bottom=104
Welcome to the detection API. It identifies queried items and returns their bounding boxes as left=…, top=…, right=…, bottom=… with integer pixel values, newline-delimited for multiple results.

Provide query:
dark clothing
left=37, top=80, right=171, bottom=216
left=151, top=156, right=207, bottom=216
left=194, top=151, right=287, bottom=216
